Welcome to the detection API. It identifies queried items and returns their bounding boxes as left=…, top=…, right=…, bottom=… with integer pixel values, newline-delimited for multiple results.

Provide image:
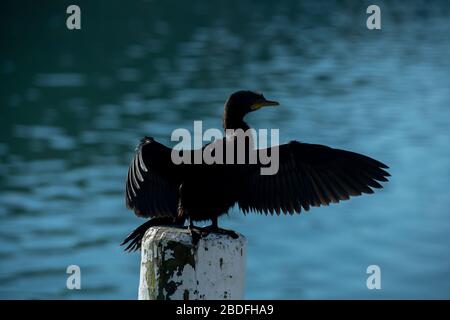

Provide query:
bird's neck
left=223, top=114, right=250, bottom=131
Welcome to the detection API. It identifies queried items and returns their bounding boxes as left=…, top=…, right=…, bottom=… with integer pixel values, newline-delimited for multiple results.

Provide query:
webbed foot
left=203, top=226, right=239, bottom=239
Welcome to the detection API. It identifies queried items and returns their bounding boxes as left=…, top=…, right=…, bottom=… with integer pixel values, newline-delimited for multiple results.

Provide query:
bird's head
left=224, top=90, right=279, bottom=117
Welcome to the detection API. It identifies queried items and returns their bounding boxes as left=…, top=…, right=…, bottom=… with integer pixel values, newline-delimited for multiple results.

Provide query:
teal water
left=1, top=1, right=449, bottom=299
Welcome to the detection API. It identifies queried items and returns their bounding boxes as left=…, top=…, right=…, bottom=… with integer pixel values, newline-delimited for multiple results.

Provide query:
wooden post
left=138, top=226, right=247, bottom=300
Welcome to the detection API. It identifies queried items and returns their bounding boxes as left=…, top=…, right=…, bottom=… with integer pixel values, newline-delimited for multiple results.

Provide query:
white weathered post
left=138, top=226, right=247, bottom=300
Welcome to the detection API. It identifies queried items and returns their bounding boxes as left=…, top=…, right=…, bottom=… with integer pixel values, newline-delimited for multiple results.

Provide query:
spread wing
left=238, top=141, right=390, bottom=215
left=125, top=137, right=181, bottom=218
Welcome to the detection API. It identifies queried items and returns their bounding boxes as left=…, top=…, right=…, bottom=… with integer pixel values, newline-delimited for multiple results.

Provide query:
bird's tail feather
left=121, top=216, right=183, bottom=252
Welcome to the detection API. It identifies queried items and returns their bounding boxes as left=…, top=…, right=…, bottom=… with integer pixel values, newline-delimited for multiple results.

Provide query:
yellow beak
left=250, top=99, right=280, bottom=110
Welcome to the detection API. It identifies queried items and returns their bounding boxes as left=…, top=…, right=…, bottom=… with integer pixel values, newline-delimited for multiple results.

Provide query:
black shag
left=122, top=91, right=390, bottom=251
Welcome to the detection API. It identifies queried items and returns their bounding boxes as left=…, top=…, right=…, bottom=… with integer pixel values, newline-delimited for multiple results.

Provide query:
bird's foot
left=193, top=225, right=239, bottom=240
left=204, top=226, right=239, bottom=239
left=188, top=226, right=209, bottom=245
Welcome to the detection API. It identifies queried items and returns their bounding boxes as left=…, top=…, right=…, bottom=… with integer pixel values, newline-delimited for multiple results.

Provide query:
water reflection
left=0, top=1, right=449, bottom=299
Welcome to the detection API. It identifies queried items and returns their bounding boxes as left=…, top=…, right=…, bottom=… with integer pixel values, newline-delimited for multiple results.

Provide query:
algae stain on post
left=138, top=226, right=247, bottom=300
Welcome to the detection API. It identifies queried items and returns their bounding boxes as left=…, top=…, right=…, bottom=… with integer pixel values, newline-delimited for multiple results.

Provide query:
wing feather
left=238, top=141, right=390, bottom=215
left=125, top=137, right=180, bottom=218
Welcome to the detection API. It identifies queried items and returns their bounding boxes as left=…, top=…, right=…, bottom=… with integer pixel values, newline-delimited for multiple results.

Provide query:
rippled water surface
left=1, top=1, right=449, bottom=299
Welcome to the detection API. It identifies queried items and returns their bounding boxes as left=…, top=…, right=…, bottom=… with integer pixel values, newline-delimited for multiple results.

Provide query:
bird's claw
left=188, top=226, right=207, bottom=245
left=205, top=227, right=239, bottom=239
left=189, top=226, right=239, bottom=245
